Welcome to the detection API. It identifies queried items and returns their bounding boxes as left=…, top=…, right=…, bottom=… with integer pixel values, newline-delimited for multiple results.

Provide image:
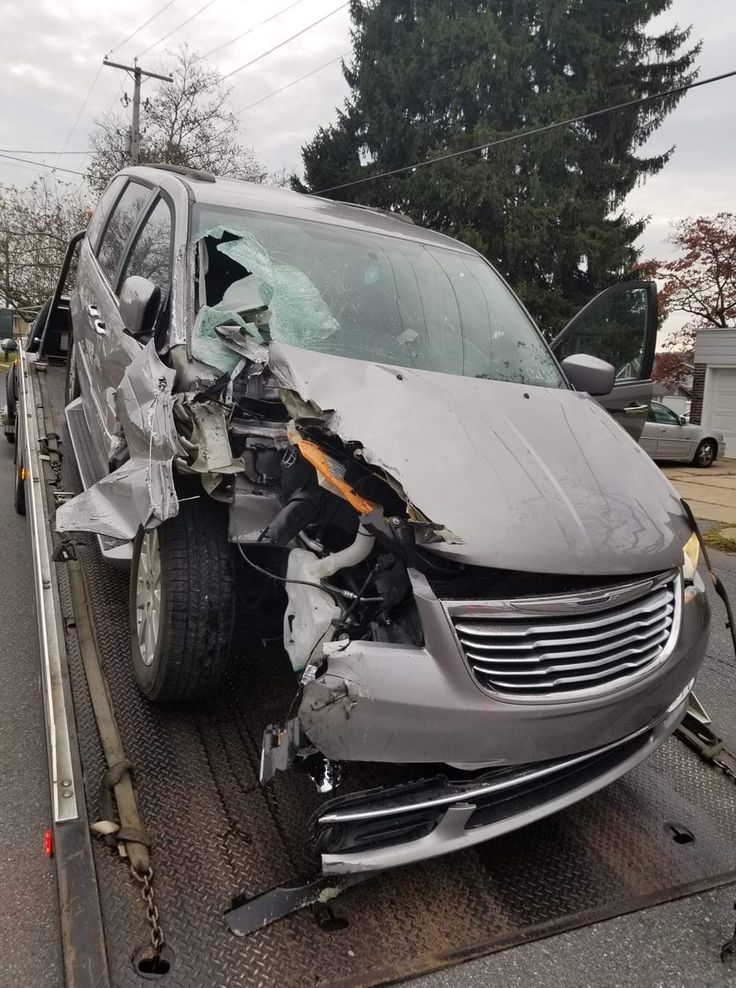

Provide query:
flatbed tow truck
left=11, top=263, right=736, bottom=988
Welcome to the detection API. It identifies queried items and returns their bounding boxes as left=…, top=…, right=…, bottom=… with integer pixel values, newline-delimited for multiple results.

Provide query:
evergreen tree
left=297, top=1, right=699, bottom=334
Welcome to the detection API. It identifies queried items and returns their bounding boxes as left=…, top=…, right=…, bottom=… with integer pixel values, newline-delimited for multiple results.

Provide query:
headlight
left=682, top=532, right=700, bottom=582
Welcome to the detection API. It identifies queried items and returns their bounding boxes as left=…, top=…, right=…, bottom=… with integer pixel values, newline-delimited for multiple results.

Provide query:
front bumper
left=315, top=684, right=692, bottom=874
left=299, top=572, right=709, bottom=766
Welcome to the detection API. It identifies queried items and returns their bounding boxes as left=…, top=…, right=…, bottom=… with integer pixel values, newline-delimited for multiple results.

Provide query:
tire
left=65, top=339, right=80, bottom=406
left=129, top=498, right=236, bottom=702
left=694, top=439, right=716, bottom=469
left=5, top=365, right=16, bottom=443
left=13, top=442, right=25, bottom=515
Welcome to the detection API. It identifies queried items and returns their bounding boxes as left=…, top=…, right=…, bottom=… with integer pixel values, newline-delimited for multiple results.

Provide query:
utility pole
left=102, top=58, right=173, bottom=165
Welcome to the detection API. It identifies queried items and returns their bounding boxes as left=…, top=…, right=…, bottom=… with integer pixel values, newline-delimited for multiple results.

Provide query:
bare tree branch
left=87, top=47, right=264, bottom=194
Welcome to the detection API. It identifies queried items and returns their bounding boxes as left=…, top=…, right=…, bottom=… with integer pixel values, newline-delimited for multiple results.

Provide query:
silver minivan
left=56, top=165, right=708, bottom=874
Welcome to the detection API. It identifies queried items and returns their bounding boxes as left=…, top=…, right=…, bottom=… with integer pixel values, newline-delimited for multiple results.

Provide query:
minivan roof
left=120, top=165, right=475, bottom=253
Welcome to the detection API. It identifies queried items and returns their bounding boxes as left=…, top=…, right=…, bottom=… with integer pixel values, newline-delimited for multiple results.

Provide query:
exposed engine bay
left=180, top=343, right=431, bottom=672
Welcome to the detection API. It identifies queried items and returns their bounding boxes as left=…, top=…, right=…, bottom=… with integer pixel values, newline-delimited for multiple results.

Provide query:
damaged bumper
left=313, top=683, right=692, bottom=874
left=299, top=572, right=708, bottom=766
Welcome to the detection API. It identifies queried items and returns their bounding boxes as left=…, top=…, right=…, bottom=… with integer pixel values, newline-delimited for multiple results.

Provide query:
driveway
left=662, top=459, right=736, bottom=526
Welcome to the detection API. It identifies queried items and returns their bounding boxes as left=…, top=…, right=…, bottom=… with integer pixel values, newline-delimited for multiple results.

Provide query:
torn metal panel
left=187, top=401, right=244, bottom=474
left=215, top=324, right=269, bottom=366
left=57, top=342, right=183, bottom=541
left=267, top=342, right=689, bottom=576
left=56, top=459, right=177, bottom=542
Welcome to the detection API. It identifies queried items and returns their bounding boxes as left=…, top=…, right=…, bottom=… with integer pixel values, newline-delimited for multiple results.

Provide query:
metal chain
left=713, top=753, right=736, bottom=786
left=131, top=865, right=165, bottom=957
left=49, top=453, right=61, bottom=488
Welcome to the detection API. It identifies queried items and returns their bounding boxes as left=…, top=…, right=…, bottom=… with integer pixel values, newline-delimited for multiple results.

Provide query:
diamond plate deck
left=44, top=365, right=736, bottom=988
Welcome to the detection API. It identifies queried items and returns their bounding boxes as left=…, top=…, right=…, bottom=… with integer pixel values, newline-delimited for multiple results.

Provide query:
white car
left=640, top=401, right=724, bottom=467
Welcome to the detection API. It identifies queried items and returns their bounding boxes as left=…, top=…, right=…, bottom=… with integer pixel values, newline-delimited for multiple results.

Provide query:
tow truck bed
left=21, top=353, right=736, bottom=988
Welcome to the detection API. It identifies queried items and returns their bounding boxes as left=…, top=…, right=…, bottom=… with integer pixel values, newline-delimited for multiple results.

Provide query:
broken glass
left=189, top=208, right=564, bottom=388
left=191, top=225, right=339, bottom=374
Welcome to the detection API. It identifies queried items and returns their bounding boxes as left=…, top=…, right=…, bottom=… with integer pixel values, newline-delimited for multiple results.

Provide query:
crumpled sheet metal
left=266, top=341, right=690, bottom=576
left=57, top=342, right=184, bottom=542
left=187, top=400, right=244, bottom=474
left=192, top=226, right=339, bottom=373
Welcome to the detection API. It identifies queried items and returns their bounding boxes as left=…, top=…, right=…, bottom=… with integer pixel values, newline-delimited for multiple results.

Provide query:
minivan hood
left=271, top=344, right=689, bottom=576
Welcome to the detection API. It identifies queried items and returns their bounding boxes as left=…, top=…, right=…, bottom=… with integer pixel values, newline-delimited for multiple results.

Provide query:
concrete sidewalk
left=662, top=459, right=736, bottom=526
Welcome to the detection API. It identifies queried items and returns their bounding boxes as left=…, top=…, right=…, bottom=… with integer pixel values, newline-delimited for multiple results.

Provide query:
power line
left=315, top=67, right=736, bottom=196
left=235, top=50, right=349, bottom=115
left=0, top=229, right=71, bottom=239
left=0, top=149, right=89, bottom=155
left=137, top=0, right=221, bottom=57
left=203, top=0, right=308, bottom=59
left=0, top=153, right=87, bottom=177
left=222, top=2, right=349, bottom=81
left=106, top=0, right=180, bottom=56
left=53, top=63, right=104, bottom=168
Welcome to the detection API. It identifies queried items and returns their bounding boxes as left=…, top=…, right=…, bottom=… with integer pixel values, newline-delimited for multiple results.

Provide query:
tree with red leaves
left=652, top=350, right=691, bottom=390
left=656, top=213, right=736, bottom=351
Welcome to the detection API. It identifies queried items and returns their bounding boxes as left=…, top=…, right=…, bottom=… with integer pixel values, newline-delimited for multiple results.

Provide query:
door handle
left=93, top=319, right=107, bottom=336
left=87, top=303, right=100, bottom=317
left=623, top=403, right=648, bottom=415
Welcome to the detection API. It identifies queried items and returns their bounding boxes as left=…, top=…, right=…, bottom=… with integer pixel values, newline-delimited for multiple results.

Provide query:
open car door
left=551, top=281, right=658, bottom=441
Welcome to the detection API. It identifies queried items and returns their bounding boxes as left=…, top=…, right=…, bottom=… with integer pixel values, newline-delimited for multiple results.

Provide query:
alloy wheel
left=696, top=442, right=715, bottom=467
left=135, top=529, right=162, bottom=666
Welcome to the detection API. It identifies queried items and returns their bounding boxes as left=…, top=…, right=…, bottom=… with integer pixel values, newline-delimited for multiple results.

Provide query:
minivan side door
left=551, top=282, right=658, bottom=441
left=75, top=180, right=156, bottom=463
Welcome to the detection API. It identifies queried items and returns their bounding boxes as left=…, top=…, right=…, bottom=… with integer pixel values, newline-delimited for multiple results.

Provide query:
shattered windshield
left=190, top=206, right=563, bottom=388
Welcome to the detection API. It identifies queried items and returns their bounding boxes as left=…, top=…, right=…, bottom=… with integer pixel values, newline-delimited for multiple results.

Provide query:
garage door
left=709, top=367, right=736, bottom=456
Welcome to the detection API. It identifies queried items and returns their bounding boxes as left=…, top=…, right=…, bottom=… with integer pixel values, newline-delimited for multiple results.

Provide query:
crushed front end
left=58, top=221, right=711, bottom=875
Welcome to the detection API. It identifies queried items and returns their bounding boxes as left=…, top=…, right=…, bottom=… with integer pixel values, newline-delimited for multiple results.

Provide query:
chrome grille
left=449, top=574, right=680, bottom=701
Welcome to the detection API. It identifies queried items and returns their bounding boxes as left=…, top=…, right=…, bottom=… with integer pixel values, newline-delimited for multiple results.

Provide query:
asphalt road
left=3, top=409, right=736, bottom=987
left=0, top=432, right=63, bottom=987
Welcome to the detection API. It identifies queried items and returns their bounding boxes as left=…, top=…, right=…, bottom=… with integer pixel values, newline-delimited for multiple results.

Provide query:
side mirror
left=679, top=415, right=686, bottom=426
left=0, top=337, right=18, bottom=354
left=119, top=276, right=161, bottom=340
left=561, top=353, right=616, bottom=396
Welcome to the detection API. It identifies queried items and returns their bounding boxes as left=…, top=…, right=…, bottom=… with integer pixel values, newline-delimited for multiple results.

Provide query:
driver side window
left=119, top=197, right=173, bottom=294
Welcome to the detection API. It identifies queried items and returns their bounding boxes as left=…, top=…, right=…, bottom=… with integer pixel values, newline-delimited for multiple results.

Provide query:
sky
left=0, top=0, right=734, bottom=333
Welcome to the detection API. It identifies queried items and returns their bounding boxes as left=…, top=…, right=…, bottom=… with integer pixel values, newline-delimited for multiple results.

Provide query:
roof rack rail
left=146, top=163, right=217, bottom=183
left=332, top=199, right=415, bottom=225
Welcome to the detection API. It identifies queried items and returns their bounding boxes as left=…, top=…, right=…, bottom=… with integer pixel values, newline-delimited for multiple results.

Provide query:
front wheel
left=5, top=364, right=17, bottom=443
left=694, top=439, right=716, bottom=469
left=129, top=498, right=236, bottom=702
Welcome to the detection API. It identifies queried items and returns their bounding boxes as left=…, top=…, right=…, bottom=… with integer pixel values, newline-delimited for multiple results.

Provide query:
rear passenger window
left=119, top=198, right=174, bottom=294
left=97, top=182, right=152, bottom=288
left=86, top=176, right=126, bottom=252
